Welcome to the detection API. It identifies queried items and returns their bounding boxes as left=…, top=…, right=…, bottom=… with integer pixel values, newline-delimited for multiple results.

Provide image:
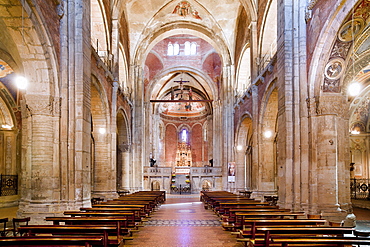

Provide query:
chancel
left=1, top=0, right=370, bottom=246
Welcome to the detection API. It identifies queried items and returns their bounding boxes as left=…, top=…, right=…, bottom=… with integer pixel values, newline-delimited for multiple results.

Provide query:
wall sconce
left=1, top=124, right=13, bottom=130
left=264, top=130, right=273, bottom=138
left=99, top=128, right=106, bottom=134
left=236, top=145, right=243, bottom=151
left=351, top=129, right=360, bottom=135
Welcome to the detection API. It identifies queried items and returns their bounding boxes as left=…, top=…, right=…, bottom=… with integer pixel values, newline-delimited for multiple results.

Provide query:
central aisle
left=124, top=195, right=244, bottom=247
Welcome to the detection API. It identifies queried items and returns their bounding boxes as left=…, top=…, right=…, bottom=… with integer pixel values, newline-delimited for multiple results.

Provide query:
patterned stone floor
left=123, top=195, right=244, bottom=247
left=1, top=196, right=370, bottom=246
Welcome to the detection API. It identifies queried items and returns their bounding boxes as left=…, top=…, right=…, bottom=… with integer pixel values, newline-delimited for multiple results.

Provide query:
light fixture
left=1, top=124, right=13, bottom=130
left=351, top=129, right=360, bottom=135
left=237, top=145, right=243, bottom=151
left=15, top=75, right=28, bottom=90
left=99, top=128, right=106, bottom=134
left=348, top=82, right=361, bottom=96
left=264, top=130, right=273, bottom=138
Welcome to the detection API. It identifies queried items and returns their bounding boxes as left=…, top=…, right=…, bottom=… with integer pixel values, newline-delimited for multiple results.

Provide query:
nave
left=124, top=195, right=243, bottom=247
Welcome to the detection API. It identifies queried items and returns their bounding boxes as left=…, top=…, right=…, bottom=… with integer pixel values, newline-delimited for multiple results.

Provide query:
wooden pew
left=63, top=211, right=140, bottom=223
left=108, top=198, right=158, bottom=211
left=221, top=205, right=280, bottom=218
left=77, top=207, right=146, bottom=222
left=45, top=216, right=135, bottom=234
left=269, top=237, right=370, bottom=247
left=240, top=219, right=328, bottom=238
left=80, top=207, right=145, bottom=220
left=0, top=236, right=103, bottom=247
left=232, top=211, right=306, bottom=230
left=100, top=201, right=153, bottom=215
left=237, top=225, right=355, bottom=247
left=215, top=201, right=270, bottom=216
left=18, top=225, right=130, bottom=247
left=128, top=191, right=166, bottom=203
left=259, top=226, right=354, bottom=247
left=225, top=208, right=292, bottom=224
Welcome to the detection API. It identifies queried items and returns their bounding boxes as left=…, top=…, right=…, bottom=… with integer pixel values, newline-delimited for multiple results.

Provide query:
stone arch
left=118, top=45, right=129, bottom=89
left=259, top=81, right=278, bottom=193
left=235, top=113, right=253, bottom=191
left=259, top=0, right=277, bottom=69
left=151, top=180, right=161, bottom=191
left=0, top=1, right=58, bottom=96
left=0, top=77, right=19, bottom=176
left=91, top=75, right=114, bottom=197
left=308, top=0, right=355, bottom=96
left=0, top=1, right=59, bottom=218
left=91, top=0, right=110, bottom=55
left=191, top=123, right=204, bottom=167
left=236, top=44, right=251, bottom=96
left=164, top=123, right=177, bottom=167
left=239, top=0, right=257, bottom=22
left=133, top=22, right=231, bottom=69
left=116, top=108, right=131, bottom=191
left=145, top=51, right=164, bottom=82
left=148, top=67, right=216, bottom=105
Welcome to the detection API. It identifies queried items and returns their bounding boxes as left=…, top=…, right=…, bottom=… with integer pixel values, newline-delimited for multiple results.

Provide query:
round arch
left=258, top=79, right=278, bottom=193
left=133, top=22, right=232, bottom=68
left=235, top=113, right=253, bottom=190
left=307, top=0, right=355, bottom=96
left=90, top=75, right=114, bottom=197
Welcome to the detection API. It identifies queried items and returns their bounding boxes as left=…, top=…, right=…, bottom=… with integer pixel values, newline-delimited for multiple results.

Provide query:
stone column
left=251, top=85, right=259, bottom=192
left=212, top=99, right=222, bottom=190
left=18, top=95, right=60, bottom=222
left=308, top=95, right=350, bottom=222
left=249, top=21, right=258, bottom=81
left=131, top=65, right=144, bottom=191
left=222, top=65, right=235, bottom=191
left=275, top=0, right=309, bottom=211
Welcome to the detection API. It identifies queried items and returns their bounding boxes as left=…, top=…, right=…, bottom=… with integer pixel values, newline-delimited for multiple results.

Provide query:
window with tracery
left=174, top=43, right=180, bottom=55
left=181, top=129, right=187, bottom=143
left=184, top=41, right=191, bottom=55
left=167, top=43, right=174, bottom=56
left=190, top=42, right=197, bottom=55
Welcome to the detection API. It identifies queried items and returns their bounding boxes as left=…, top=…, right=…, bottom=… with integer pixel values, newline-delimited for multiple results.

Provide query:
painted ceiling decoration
left=323, top=0, right=370, bottom=92
left=0, top=59, right=13, bottom=78
left=159, top=90, right=207, bottom=117
left=0, top=96, right=14, bottom=129
left=172, top=1, right=202, bottom=19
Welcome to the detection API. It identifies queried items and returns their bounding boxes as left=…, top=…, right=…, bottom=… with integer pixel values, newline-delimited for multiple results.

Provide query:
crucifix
left=174, top=77, right=189, bottom=99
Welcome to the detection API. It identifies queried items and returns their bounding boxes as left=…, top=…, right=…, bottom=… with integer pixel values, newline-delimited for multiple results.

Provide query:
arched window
left=167, top=43, right=174, bottom=56
left=174, top=43, right=180, bottom=55
left=184, top=41, right=191, bottom=55
left=190, top=42, right=197, bottom=55
left=181, top=129, right=187, bottom=142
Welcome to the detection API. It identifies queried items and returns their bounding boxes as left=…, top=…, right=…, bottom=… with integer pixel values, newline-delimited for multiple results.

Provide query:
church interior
left=1, top=0, right=370, bottom=245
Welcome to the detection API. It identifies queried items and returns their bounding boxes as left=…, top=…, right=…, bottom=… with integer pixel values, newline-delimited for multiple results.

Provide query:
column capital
left=308, top=95, right=348, bottom=117
left=23, top=94, right=60, bottom=117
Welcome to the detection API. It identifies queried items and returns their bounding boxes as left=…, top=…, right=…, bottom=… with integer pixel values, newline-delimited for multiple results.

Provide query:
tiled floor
left=124, top=195, right=244, bottom=247
left=1, top=196, right=370, bottom=246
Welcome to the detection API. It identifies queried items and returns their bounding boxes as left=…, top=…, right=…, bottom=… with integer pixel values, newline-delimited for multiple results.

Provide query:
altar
left=175, top=142, right=192, bottom=167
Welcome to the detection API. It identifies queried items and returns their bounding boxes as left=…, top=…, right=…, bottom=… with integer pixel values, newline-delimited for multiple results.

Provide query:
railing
left=0, top=175, right=18, bottom=196
left=351, top=178, right=370, bottom=200
left=170, top=184, right=191, bottom=194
